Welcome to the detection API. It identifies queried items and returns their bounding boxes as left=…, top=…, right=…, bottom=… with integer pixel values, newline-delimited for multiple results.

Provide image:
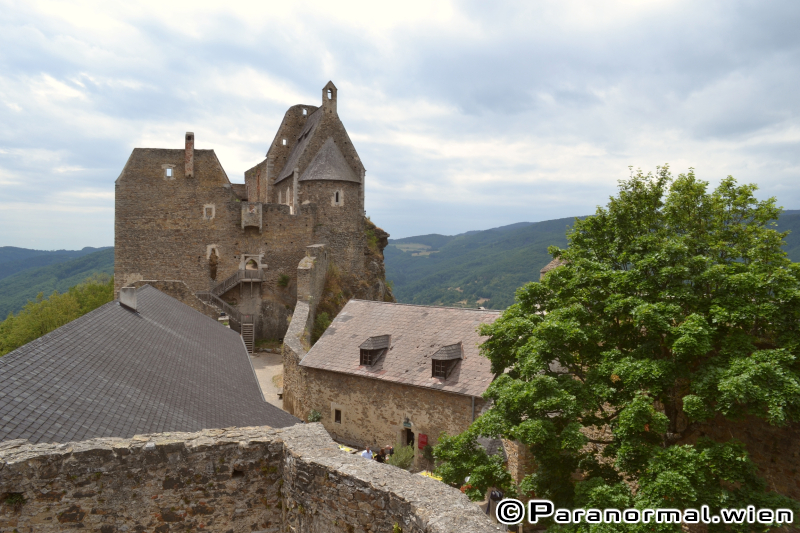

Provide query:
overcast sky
left=1, top=0, right=799, bottom=249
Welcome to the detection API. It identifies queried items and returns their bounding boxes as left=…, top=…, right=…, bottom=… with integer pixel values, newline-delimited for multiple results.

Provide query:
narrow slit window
left=334, top=409, right=341, bottom=423
left=165, top=168, right=172, bottom=178
left=302, top=108, right=307, bottom=116
left=282, top=138, right=287, bottom=146
left=327, top=89, right=332, bottom=99
left=335, top=191, right=340, bottom=203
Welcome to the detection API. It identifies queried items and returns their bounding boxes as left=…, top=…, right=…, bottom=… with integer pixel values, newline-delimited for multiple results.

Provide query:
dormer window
left=431, top=342, right=462, bottom=379
left=359, top=335, right=391, bottom=366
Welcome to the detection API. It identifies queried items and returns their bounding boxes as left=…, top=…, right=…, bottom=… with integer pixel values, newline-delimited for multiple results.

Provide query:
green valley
left=385, top=210, right=800, bottom=309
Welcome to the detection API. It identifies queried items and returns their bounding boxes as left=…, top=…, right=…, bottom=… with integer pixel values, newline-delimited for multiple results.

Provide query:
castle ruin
left=114, top=81, right=391, bottom=344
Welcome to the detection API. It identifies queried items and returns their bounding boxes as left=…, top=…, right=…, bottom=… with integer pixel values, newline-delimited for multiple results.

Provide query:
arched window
left=245, top=259, right=258, bottom=270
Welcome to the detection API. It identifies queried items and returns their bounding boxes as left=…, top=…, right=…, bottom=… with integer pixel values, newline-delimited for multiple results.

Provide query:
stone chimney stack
left=119, top=287, right=137, bottom=311
left=322, top=81, right=337, bottom=115
left=185, top=132, right=194, bottom=178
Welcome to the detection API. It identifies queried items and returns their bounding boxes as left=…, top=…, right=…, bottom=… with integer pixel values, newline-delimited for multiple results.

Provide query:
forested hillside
left=0, top=246, right=108, bottom=282
left=0, top=248, right=114, bottom=318
left=385, top=210, right=800, bottom=310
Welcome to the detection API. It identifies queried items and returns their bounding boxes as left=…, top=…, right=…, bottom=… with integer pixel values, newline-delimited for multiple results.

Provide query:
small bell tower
left=322, top=81, right=337, bottom=115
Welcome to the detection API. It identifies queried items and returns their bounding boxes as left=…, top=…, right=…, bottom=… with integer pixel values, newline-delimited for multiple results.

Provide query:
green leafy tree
left=434, top=168, right=800, bottom=531
left=0, top=274, right=114, bottom=356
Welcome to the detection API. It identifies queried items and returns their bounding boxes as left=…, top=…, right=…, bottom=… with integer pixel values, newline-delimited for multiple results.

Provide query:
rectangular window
left=165, top=168, right=173, bottom=178
left=360, top=349, right=373, bottom=366
left=335, top=409, right=342, bottom=424
left=433, top=360, right=449, bottom=378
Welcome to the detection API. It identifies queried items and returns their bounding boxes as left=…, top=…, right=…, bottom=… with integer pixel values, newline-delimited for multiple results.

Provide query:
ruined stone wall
left=0, top=424, right=496, bottom=533
left=282, top=300, right=310, bottom=420
left=282, top=245, right=329, bottom=420
left=302, top=368, right=487, bottom=466
left=678, top=415, right=800, bottom=503
left=501, top=439, right=536, bottom=487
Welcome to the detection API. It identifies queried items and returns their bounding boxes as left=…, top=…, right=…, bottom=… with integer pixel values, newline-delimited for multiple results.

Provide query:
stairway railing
left=196, top=291, right=254, bottom=327
left=209, top=269, right=265, bottom=296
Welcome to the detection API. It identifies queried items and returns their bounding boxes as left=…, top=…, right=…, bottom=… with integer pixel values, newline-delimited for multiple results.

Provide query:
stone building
left=114, top=81, right=391, bottom=345
left=283, top=299, right=501, bottom=464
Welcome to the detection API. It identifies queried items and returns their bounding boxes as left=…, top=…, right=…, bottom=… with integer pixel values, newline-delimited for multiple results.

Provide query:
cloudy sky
left=1, top=0, right=799, bottom=249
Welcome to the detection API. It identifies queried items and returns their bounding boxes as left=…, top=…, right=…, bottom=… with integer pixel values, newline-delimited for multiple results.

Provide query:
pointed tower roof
left=299, top=137, right=360, bottom=183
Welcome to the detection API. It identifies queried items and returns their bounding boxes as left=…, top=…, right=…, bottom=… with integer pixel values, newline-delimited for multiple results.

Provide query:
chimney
left=120, top=287, right=137, bottom=311
left=185, top=132, right=194, bottom=178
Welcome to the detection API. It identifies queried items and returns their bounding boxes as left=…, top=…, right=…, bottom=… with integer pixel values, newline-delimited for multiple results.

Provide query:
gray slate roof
left=298, top=137, right=360, bottom=183
left=275, top=107, right=324, bottom=184
left=0, top=285, right=299, bottom=444
left=432, top=343, right=463, bottom=360
left=360, top=335, right=391, bottom=350
left=300, top=300, right=501, bottom=397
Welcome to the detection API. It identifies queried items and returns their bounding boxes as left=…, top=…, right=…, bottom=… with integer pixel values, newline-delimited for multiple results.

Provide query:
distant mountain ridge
left=0, top=248, right=114, bottom=318
left=0, top=246, right=109, bottom=282
left=386, top=210, right=800, bottom=310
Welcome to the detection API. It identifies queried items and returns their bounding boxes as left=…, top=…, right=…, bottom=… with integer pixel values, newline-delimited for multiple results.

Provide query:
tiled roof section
left=432, top=342, right=462, bottom=361
left=0, top=285, right=299, bottom=444
left=360, top=335, right=391, bottom=350
left=540, top=258, right=566, bottom=279
left=298, top=137, right=360, bottom=184
left=275, top=107, right=324, bottom=184
left=300, top=300, right=501, bottom=397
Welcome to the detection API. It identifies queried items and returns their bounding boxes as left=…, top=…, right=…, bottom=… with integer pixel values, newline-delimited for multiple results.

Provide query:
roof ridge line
left=347, top=299, right=502, bottom=312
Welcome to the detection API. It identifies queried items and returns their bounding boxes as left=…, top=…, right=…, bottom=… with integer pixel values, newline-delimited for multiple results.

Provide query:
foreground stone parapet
left=0, top=424, right=495, bottom=533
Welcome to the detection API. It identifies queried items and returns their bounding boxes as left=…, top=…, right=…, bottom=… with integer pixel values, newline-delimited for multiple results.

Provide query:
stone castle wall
left=0, top=424, right=496, bottom=533
left=302, top=368, right=488, bottom=466
left=282, top=245, right=330, bottom=420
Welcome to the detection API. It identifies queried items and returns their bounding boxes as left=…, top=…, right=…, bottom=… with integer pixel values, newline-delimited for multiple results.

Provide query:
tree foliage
left=434, top=168, right=800, bottom=531
left=0, top=274, right=114, bottom=356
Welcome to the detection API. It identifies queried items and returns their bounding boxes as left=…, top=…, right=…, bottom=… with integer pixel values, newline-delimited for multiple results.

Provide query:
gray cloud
left=1, top=0, right=799, bottom=247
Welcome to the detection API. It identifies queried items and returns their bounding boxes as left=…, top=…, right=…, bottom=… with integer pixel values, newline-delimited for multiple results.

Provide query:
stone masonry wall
left=302, top=369, right=488, bottom=468
left=0, top=424, right=495, bottom=533
left=282, top=245, right=329, bottom=420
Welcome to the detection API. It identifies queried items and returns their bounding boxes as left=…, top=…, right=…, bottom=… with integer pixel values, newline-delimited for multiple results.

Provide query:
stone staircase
left=196, top=269, right=260, bottom=349
left=241, top=323, right=255, bottom=354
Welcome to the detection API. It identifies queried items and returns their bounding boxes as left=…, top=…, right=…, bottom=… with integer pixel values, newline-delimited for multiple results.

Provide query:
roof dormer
left=431, top=342, right=462, bottom=379
left=359, top=334, right=390, bottom=366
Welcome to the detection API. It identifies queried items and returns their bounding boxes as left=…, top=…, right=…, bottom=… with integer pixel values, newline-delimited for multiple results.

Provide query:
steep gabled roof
left=275, top=107, right=325, bottom=184
left=298, top=137, right=360, bottom=183
left=0, top=285, right=299, bottom=444
left=300, top=300, right=501, bottom=397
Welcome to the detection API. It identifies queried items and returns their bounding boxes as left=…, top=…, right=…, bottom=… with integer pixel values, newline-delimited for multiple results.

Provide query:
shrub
left=277, top=274, right=290, bottom=288
left=311, top=312, right=331, bottom=345
left=307, top=409, right=322, bottom=422
left=387, top=444, right=415, bottom=470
